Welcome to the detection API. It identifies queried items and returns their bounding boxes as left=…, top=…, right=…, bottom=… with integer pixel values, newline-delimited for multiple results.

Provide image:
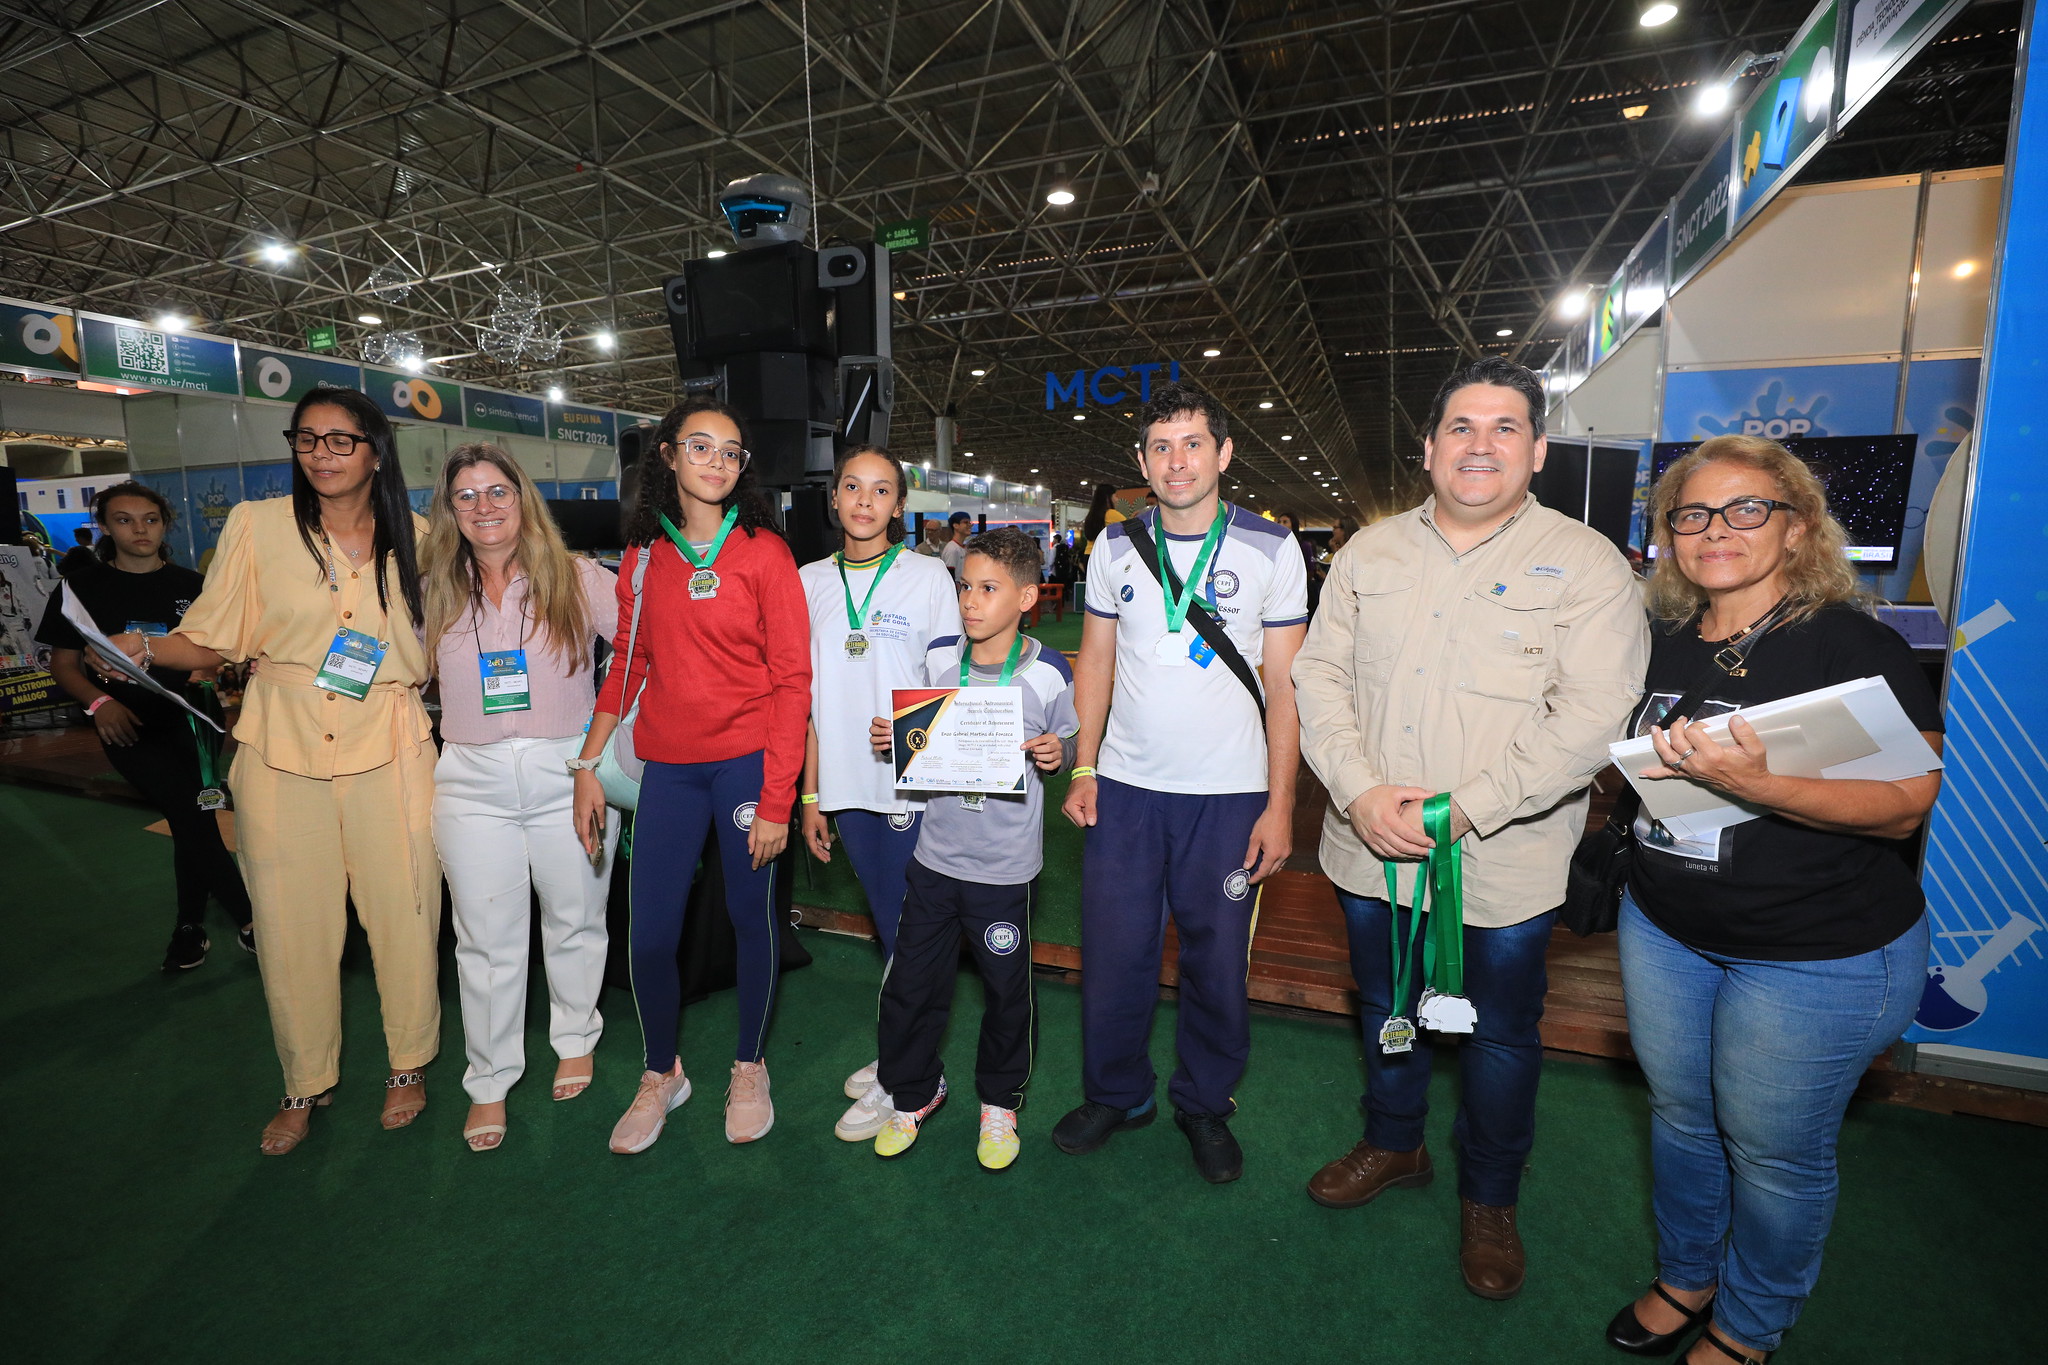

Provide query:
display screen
left=1648, top=435, right=1915, bottom=563
left=692, top=249, right=799, bottom=348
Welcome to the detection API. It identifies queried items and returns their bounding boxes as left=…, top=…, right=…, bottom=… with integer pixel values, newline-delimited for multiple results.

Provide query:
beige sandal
left=381, top=1070, right=427, bottom=1129
left=260, top=1092, right=332, bottom=1156
left=463, top=1123, right=507, bottom=1152
left=553, top=1056, right=595, bottom=1102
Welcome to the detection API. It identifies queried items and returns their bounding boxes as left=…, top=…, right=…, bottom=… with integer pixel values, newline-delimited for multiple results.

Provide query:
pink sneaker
left=726, top=1059, right=774, bottom=1143
left=609, top=1062, right=690, bottom=1154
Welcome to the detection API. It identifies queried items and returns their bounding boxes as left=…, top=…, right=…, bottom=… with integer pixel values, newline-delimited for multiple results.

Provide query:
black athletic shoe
left=1174, top=1108, right=1244, bottom=1184
left=1051, top=1097, right=1157, bottom=1155
left=162, top=923, right=210, bottom=972
left=237, top=923, right=256, bottom=955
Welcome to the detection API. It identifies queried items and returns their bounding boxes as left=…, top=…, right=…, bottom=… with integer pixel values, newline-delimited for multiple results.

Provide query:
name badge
left=480, top=648, right=532, bottom=714
left=1153, top=631, right=1191, bottom=667
left=126, top=621, right=169, bottom=637
left=314, top=628, right=387, bottom=701
left=1188, top=636, right=1216, bottom=669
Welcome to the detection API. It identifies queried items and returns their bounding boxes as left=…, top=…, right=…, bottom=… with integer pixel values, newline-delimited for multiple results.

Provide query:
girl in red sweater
left=573, top=399, right=811, bottom=1152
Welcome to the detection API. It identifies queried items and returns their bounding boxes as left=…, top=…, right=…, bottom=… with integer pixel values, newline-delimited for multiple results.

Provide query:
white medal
left=960, top=792, right=986, bottom=813
left=1153, top=631, right=1190, bottom=666
left=1417, top=988, right=1478, bottom=1034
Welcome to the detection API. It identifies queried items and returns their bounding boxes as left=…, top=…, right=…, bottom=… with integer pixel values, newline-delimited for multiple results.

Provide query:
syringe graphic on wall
left=1918, top=912, right=2043, bottom=1031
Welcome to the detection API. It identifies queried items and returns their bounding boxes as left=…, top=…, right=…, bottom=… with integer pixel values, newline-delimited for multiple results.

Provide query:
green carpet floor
left=4, top=783, right=2042, bottom=1364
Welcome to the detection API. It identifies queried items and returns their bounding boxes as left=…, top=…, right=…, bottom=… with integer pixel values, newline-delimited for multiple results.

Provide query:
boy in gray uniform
left=867, top=527, right=1079, bottom=1169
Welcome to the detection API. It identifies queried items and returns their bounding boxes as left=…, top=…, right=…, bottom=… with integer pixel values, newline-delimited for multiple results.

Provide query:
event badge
left=1378, top=1015, right=1417, bottom=1055
left=196, top=786, right=227, bottom=811
left=1417, top=988, right=1478, bottom=1034
left=126, top=621, right=169, bottom=637
left=314, top=627, right=387, bottom=701
left=688, top=567, right=720, bottom=600
left=1153, top=631, right=1190, bottom=666
left=845, top=630, right=871, bottom=660
left=480, top=648, right=532, bottom=714
left=960, top=792, right=986, bottom=813
left=1188, top=635, right=1216, bottom=668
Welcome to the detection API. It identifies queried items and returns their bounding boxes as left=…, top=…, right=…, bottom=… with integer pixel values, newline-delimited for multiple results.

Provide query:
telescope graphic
left=1916, top=912, right=2041, bottom=1031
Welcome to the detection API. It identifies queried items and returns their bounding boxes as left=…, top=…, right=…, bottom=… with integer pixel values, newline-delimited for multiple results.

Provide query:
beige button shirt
left=178, top=497, right=431, bottom=780
left=1292, top=495, right=1649, bottom=927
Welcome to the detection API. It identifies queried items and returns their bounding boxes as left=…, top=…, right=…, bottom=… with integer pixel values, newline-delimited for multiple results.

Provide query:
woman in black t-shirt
left=1602, top=438, right=1943, bottom=1365
left=35, top=482, right=252, bottom=971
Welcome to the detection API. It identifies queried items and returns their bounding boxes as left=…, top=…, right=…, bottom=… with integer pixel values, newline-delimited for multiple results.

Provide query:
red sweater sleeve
left=594, top=543, right=649, bottom=719
left=752, top=535, right=813, bottom=824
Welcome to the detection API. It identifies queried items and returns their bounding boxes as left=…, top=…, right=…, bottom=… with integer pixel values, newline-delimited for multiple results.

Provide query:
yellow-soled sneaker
left=874, top=1078, right=947, bottom=1159
left=977, top=1104, right=1020, bottom=1171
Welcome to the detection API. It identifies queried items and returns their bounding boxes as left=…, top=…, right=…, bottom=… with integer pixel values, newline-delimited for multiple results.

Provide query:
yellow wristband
left=1070, top=766, right=1095, bottom=779
left=800, top=793, right=820, bottom=805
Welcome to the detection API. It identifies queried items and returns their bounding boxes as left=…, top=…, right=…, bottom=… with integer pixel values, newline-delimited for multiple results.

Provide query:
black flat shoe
left=1173, top=1108, right=1244, bottom=1184
left=1051, top=1098, right=1155, bottom=1155
left=1693, top=1328, right=1768, bottom=1365
left=1606, top=1282, right=1714, bottom=1356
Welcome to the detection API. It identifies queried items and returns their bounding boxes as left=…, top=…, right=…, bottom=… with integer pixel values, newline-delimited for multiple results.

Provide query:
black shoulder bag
left=1558, top=601, right=1786, bottom=936
left=1120, top=514, right=1266, bottom=723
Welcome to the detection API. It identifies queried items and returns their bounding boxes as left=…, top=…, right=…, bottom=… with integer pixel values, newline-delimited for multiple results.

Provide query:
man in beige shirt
left=1292, top=356, right=1648, bottom=1301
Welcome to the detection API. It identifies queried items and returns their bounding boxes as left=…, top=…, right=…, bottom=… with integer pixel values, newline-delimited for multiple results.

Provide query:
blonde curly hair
left=1646, top=434, right=1868, bottom=626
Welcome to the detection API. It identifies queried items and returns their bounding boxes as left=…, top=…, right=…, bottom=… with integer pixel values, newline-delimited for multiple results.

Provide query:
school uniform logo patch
left=1119, top=583, right=1135, bottom=602
left=888, top=811, right=915, bottom=832
left=1211, top=569, right=1240, bottom=599
left=1223, top=868, right=1251, bottom=901
left=732, top=802, right=758, bottom=830
left=985, top=923, right=1021, bottom=955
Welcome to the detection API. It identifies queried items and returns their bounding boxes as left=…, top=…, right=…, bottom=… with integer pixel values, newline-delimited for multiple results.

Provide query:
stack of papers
left=1607, top=676, right=1941, bottom=843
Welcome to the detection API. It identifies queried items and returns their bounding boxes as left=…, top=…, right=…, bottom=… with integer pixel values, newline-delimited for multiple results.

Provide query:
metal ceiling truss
left=0, top=0, right=2020, bottom=518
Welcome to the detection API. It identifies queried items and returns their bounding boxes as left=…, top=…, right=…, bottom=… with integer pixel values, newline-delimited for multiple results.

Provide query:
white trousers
left=433, top=735, right=618, bottom=1104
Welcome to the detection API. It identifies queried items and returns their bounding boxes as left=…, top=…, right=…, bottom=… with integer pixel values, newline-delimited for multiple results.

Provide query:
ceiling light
left=1953, top=260, right=1979, bottom=279
left=971, top=368, right=987, bottom=376
left=1297, top=455, right=1308, bottom=461
left=1639, top=3, right=1678, bottom=27
left=154, top=313, right=187, bottom=332
left=1694, top=83, right=1731, bottom=116
left=706, top=249, right=728, bottom=259
left=1073, top=414, right=1085, bottom=421
left=1202, top=347, right=1222, bottom=358
left=1030, top=467, right=1040, bottom=473
left=1555, top=288, right=1590, bottom=320
left=1046, top=186, right=1076, bottom=206
left=1258, top=400, right=1274, bottom=409
left=399, top=355, right=424, bottom=374
left=1281, top=434, right=1294, bottom=442
left=1496, top=328, right=1514, bottom=337
left=963, top=450, right=974, bottom=457
left=893, top=291, right=908, bottom=301
left=356, top=312, right=383, bottom=325
left=258, top=242, right=296, bottom=265
left=1622, top=103, right=1651, bottom=120
left=594, top=330, right=616, bottom=351
left=546, top=386, right=564, bottom=401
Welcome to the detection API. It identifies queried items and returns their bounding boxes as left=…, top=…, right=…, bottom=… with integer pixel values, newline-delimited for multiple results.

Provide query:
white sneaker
left=834, top=1081, right=896, bottom=1142
left=844, top=1059, right=879, bottom=1100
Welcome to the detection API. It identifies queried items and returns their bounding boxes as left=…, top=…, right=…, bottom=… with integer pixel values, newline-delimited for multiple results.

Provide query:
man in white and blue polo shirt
left=1053, top=381, right=1310, bottom=1183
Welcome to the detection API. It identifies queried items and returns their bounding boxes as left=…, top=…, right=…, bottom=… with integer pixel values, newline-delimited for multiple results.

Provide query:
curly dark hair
left=622, top=398, right=781, bottom=547
left=962, top=525, right=1042, bottom=586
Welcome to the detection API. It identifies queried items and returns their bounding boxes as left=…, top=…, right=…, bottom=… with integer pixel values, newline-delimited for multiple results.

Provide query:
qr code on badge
left=115, top=325, right=170, bottom=375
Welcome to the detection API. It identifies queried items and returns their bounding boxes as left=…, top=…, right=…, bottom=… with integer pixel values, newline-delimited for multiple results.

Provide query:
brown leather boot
left=1459, top=1198, right=1525, bottom=1300
left=1306, top=1139, right=1433, bottom=1209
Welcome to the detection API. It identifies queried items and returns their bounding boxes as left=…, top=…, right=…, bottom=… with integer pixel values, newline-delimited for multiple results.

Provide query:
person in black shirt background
left=1602, top=437, right=1943, bottom=1365
left=35, top=481, right=252, bottom=971
left=57, top=527, right=98, bottom=580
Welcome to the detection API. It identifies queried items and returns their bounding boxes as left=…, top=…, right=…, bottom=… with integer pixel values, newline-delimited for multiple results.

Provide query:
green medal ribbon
left=836, top=544, right=902, bottom=629
left=1156, top=501, right=1229, bottom=635
left=1381, top=792, right=1467, bottom=1017
left=959, top=630, right=1025, bottom=687
left=658, top=505, right=738, bottom=570
left=186, top=680, right=227, bottom=809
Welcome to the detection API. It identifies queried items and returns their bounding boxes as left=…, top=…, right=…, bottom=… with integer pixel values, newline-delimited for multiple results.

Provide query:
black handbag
left=1557, top=604, right=1783, bottom=936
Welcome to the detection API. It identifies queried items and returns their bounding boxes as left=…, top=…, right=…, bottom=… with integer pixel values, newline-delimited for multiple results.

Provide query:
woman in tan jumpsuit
left=100, top=386, right=440, bottom=1155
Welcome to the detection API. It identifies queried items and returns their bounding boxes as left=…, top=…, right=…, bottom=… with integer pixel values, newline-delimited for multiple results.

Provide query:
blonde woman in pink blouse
left=420, top=443, right=620, bottom=1152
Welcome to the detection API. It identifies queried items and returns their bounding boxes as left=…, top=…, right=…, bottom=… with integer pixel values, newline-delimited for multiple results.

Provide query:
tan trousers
left=231, top=740, right=442, bottom=1096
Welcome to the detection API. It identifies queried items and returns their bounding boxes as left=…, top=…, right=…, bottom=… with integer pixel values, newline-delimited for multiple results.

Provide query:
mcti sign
left=1045, top=360, right=1183, bottom=410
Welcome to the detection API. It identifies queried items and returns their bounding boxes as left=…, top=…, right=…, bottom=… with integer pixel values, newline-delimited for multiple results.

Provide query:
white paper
left=892, top=685, right=1027, bottom=794
left=62, top=587, right=224, bottom=732
left=1609, top=676, right=1940, bottom=840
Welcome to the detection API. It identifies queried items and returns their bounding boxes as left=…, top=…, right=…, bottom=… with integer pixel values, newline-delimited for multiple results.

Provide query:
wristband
left=800, top=793, right=820, bottom=805
left=1070, top=766, right=1095, bottom=779
left=86, top=695, right=112, bottom=716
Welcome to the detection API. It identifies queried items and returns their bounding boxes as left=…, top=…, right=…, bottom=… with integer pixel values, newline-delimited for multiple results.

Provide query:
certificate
left=892, top=686, right=1027, bottom=794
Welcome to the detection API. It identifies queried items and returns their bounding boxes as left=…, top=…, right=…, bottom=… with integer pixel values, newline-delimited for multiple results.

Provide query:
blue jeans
left=1617, top=893, right=1927, bottom=1350
left=1335, top=889, right=1554, bottom=1206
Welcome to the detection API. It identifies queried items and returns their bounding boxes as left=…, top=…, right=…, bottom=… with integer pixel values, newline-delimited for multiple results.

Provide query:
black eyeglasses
left=285, top=428, right=368, bottom=456
left=1666, top=498, right=1797, bottom=535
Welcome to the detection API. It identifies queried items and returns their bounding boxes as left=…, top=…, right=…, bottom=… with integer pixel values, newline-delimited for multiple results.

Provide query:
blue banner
left=547, top=402, right=617, bottom=447
left=1659, top=362, right=1899, bottom=444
